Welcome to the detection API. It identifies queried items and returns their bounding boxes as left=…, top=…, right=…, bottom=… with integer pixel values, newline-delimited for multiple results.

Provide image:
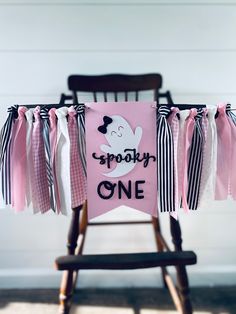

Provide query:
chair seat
left=55, top=251, right=197, bottom=271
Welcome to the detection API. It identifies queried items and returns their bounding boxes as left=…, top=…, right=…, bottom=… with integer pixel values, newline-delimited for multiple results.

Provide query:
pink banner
left=86, top=102, right=157, bottom=220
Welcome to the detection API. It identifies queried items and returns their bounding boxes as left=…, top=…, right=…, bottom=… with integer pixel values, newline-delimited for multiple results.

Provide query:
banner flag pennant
left=86, top=102, right=157, bottom=220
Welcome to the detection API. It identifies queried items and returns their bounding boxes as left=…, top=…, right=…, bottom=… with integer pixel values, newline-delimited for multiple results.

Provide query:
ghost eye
left=111, top=131, right=117, bottom=136
left=118, top=126, right=124, bottom=131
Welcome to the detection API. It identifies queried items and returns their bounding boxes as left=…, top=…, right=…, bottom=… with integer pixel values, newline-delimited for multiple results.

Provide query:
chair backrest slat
left=68, top=74, right=162, bottom=92
left=93, top=92, right=97, bottom=102
left=60, top=73, right=173, bottom=105
left=104, top=92, right=107, bottom=102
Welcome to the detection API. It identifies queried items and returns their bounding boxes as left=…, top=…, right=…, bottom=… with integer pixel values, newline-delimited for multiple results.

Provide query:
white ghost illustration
left=99, top=115, right=142, bottom=177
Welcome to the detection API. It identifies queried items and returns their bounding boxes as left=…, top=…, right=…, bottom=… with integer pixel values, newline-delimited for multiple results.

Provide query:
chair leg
left=170, top=216, right=193, bottom=314
left=59, top=205, right=83, bottom=314
left=152, top=217, right=167, bottom=288
left=69, top=202, right=88, bottom=289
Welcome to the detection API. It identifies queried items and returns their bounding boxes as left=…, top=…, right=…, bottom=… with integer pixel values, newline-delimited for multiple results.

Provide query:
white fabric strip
left=55, top=107, right=71, bottom=215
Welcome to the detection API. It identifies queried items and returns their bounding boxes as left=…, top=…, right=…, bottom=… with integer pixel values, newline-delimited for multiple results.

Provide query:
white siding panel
left=0, top=5, right=235, bottom=51
left=0, top=52, right=236, bottom=97
left=0, top=0, right=236, bottom=288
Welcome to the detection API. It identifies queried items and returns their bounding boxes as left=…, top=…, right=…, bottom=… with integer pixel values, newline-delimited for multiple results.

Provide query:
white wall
left=0, top=0, right=236, bottom=289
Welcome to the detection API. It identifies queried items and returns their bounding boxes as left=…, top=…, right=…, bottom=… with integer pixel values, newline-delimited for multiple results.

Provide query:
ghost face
left=104, top=115, right=135, bottom=148
left=99, top=115, right=143, bottom=177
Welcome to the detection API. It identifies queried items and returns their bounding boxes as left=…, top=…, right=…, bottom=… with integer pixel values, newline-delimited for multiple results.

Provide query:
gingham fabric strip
left=32, top=106, right=51, bottom=213
left=156, top=105, right=175, bottom=213
left=75, top=104, right=86, bottom=177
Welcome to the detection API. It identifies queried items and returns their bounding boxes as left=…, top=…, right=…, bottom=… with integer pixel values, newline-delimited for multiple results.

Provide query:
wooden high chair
left=55, top=73, right=197, bottom=314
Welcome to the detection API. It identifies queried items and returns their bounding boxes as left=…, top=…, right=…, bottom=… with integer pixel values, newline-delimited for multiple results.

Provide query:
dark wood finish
left=170, top=216, right=195, bottom=314
left=68, top=73, right=162, bottom=92
left=152, top=217, right=168, bottom=287
left=88, top=220, right=152, bottom=226
left=58, top=203, right=88, bottom=314
left=57, top=73, right=197, bottom=314
left=55, top=251, right=196, bottom=271
left=59, top=206, right=82, bottom=314
left=60, top=73, right=172, bottom=104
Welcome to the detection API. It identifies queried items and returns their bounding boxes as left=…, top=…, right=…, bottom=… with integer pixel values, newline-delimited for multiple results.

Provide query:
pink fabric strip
left=11, top=107, right=27, bottom=211
left=228, top=116, right=236, bottom=199
left=68, top=106, right=86, bottom=208
left=168, top=107, right=180, bottom=220
left=227, top=111, right=236, bottom=199
left=49, top=108, right=61, bottom=213
left=215, top=103, right=231, bottom=200
left=182, top=108, right=198, bottom=212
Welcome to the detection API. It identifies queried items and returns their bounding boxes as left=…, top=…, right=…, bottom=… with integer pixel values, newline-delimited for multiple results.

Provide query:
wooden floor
left=0, top=287, right=235, bottom=314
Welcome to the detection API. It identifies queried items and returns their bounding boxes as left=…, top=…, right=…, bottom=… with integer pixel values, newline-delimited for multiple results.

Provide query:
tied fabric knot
left=158, top=105, right=171, bottom=118
left=34, top=106, right=40, bottom=120
left=75, top=104, right=86, bottom=177
left=32, top=106, right=51, bottom=213
left=68, top=107, right=77, bottom=118
left=40, top=106, right=55, bottom=212
left=18, top=106, right=27, bottom=118
left=187, top=108, right=204, bottom=210
left=157, top=105, right=175, bottom=212
left=226, top=103, right=236, bottom=125
left=68, top=106, right=87, bottom=208
left=49, top=108, right=57, bottom=128
left=11, top=106, right=28, bottom=211
left=215, top=103, right=231, bottom=200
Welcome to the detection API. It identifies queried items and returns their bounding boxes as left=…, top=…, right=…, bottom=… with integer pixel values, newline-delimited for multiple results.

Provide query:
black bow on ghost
left=98, top=116, right=113, bottom=134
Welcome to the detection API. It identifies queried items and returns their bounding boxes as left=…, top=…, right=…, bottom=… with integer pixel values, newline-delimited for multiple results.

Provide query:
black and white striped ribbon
left=226, top=103, right=236, bottom=125
left=187, top=108, right=204, bottom=210
left=157, top=105, right=175, bottom=212
left=74, top=104, right=87, bottom=177
left=0, top=105, right=18, bottom=204
left=0, top=105, right=18, bottom=165
left=40, top=106, right=55, bottom=211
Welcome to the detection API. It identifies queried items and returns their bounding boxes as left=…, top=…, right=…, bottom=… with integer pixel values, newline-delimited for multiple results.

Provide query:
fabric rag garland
left=0, top=103, right=235, bottom=218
